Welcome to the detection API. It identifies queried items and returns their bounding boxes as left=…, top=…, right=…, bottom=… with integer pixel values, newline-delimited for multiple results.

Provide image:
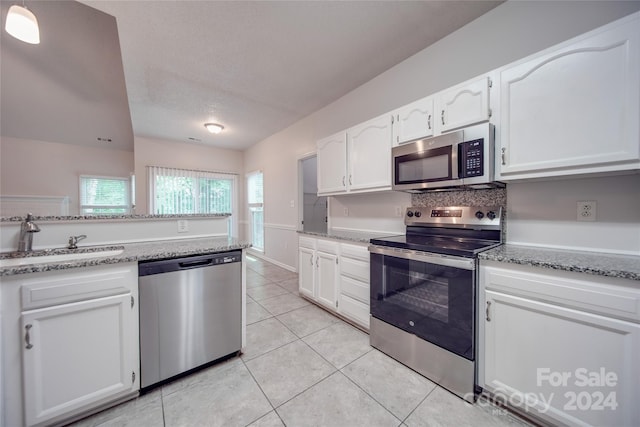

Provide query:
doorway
left=299, top=155, right=327, bottom=233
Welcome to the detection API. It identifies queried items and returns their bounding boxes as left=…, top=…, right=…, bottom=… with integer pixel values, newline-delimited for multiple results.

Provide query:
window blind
left=147, top=166, right=237, bottom=216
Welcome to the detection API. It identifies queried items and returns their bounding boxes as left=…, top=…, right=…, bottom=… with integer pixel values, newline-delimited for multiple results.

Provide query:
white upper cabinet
left=497, top=12, right=640, bottom=180
left=317, top=114, right=393, bottom=196
left=317, top=131, right=348, bottom=195
left=436, top=76, right=492, bottom=133
left=392, top=96, right=434, bottom=146
left=347, top=113, right=393, bottom=192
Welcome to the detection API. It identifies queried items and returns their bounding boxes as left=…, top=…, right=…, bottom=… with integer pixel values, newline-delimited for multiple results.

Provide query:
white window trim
left=79, top=174, right=131, bottom=215
left=147, top=166, right=238, bottom=236
left=246, top=170, right=264, bottom=252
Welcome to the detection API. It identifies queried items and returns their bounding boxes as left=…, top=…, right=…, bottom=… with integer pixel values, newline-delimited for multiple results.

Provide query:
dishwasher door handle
left=179, top=259, right=214, bottom=269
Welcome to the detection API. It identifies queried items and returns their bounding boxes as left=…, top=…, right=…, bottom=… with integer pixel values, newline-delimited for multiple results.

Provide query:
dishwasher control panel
left=138, top=250, right=242, bottom=276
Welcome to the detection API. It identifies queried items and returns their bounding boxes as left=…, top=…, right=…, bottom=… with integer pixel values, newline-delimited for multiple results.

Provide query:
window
left=79, top=175, right=131, bottom=215
left=147, top=166, right=238, bottom=233
left=247, top=171, right=264, bottom=251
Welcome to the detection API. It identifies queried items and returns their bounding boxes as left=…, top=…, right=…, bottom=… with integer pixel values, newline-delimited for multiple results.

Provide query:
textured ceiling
left=15, top=1, right=502, bottom=151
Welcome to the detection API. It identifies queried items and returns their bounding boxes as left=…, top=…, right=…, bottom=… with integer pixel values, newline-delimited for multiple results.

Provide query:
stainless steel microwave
left=392, top=123, right=500, bottom=192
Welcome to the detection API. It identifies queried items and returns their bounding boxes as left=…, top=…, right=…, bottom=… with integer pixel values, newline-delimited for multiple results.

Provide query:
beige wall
left=0, top=136, right=134, bottom=214
left=244, top=1, right=640, bottom=268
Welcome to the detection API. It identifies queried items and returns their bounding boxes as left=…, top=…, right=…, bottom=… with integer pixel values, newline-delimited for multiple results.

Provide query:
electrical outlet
left=577, top=201, right=596, bottom=222
left=395, top=206, right=402, bottom=217
left=177, top=219, right=189, bottom=232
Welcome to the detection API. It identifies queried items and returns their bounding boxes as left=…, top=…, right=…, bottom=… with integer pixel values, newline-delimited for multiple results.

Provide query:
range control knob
left=414, top=211, right=422, bottom=218
left=407, top=211, right=414, bottom=218
left=487, top=210, right=497, bottom=220
left=475, top=211, right=485, bottom=220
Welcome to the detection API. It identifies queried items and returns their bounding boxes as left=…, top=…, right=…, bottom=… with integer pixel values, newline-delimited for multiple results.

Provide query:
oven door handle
left=368, top=245, right=475, bottom=270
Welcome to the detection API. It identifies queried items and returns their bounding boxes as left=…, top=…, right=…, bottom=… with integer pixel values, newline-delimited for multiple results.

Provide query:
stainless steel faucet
left=18, top=213, right=40, bottom=252
left=67, top=234, right=87, bottom=249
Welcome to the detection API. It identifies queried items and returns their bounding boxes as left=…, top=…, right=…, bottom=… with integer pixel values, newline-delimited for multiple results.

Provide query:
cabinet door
left=437, top=76, right=491, bottom=132
left=498, top=14, right=640, bottom=180
left=298, top=247, right=315, bottom=299
left=317, top=131, right=348, bottom=195
left=316, top=251, right=338, bottom=310
left=393, top=96, right=434, bottom=146
left=483, top=290, right=640, bottom=427
left=22, top=293, right=136, bottom=427
left=347, top=114, right=393, bottom=192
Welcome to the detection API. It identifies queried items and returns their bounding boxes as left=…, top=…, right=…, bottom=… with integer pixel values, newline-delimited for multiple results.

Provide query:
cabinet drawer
left=339, top=294, right=370, bottom=330
left=21, top=265, right=135, bottom=311
left=299, top=236, right=316, bottom=250
left=340, top=257, right=369, bottom=283
left=482, top=264, right=640, bottom=323
left=316, top=239, right=338, bottom=254
left=340, top=243, right=369, bottom=261
left=340, top=275, right=369, bottom=303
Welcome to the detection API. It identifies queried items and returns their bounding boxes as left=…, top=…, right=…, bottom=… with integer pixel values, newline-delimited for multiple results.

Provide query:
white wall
left=0, top=136, right=134, bottom=215
left=0, top=216, right=229, bottom=252
left=244, top=0, right=640, bottom=269
left=507, top=175, right=640, bottom=255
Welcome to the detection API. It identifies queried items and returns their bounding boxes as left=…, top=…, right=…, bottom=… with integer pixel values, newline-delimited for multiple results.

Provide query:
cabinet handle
left=342, top=176, right=346, bottom=187
left=316, top=257, right=319, bottom=268
left=486, top=301, right=492, bottom=322
left=310, top=255, right=313, bottom=266
left=441, top=110, right=445, bottom=125
left=349, top=175, right=352, bottom=185
left=25, top=324, right=33, bottom=349
left=427, top=114, right=431, bottom=130
left=501, top=148, right=506, bottom=166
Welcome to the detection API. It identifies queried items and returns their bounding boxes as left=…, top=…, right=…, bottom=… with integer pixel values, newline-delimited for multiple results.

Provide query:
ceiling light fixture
left=5, top=3, right=40, bottom=44
left=204, top=123, right=224, bottom=134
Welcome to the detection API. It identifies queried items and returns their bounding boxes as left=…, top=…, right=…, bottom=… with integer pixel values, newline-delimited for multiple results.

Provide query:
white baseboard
left=246, top=248, right=297, bottom=272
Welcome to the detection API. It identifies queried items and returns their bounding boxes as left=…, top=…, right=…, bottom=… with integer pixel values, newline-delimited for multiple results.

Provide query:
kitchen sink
left=0, top=247, right=124, bottom=268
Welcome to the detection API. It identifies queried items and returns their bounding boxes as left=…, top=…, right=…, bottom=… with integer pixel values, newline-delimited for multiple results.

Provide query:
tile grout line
left=338, top=363, right=405, bottom=426
left=238, top=356, right=279, bottom=426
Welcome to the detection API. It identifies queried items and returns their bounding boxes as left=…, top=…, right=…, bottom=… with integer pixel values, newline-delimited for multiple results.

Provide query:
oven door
left=369, top=245, right=476, bottom=360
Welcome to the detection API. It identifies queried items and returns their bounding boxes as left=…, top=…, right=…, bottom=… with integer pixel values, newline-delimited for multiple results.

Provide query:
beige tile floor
left=69, top=254, right=530, bottom=427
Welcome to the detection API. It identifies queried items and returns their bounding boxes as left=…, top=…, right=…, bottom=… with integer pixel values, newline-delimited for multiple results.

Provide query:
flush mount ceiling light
left=204, top=123, right=224, bottom=134
left=5, top=3, right=40, bottom=44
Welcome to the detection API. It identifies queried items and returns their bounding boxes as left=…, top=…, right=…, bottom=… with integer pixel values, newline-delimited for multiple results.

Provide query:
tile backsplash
left=411, top=187, right=506, bottom=208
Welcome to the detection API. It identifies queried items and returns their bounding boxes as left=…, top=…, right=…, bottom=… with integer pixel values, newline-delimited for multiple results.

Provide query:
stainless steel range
left=368, top=206, right=502, bottom=402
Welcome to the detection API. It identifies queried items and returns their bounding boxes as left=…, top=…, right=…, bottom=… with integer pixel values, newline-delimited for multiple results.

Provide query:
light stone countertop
left=479, top=244, right=640, bottom=281
left=0, top=213, right=231, bottom=222
left=297, top=229, right=400, bottom=244
left=0, top=237, right=251, bottom=276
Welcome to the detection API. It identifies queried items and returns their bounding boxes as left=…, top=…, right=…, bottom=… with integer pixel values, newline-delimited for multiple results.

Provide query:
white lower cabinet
left=338, top=243, right=370, bottom=329
left=298, top=243, right=316, bottom=299
left=479, top=262, right=640, bottom=427
left=298, top=236, right=370, bottom=330
left=1, top=263, right=139, bottom=427
left=298, top=237, right=339, bottom=311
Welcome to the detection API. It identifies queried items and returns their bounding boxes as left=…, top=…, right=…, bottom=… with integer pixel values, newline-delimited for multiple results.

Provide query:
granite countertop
left=0, top=213, right=231, bottom=222
left=479, top=244, right=640, bottom=281
left=0, top=237, right=251, bottom=276
left=298, top=229, right=400, bottom=244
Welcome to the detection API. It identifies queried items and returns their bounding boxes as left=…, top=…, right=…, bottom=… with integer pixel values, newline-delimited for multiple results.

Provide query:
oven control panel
left=405, top=206, right=501, bottom=229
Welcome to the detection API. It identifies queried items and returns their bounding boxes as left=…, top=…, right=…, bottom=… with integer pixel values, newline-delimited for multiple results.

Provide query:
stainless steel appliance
left=392, top=123, right=502, bottom=192
left=369, top=206, right=502, bottom=402
left=138, top=251, right=242, bottom=389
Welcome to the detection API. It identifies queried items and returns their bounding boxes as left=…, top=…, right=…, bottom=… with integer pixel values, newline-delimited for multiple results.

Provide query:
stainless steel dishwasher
left=138, top=250, right=242, bottom=389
